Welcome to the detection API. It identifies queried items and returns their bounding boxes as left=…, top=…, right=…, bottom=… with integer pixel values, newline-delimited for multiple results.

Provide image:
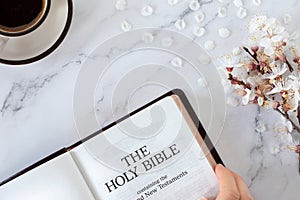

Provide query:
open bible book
left=0, top=89, right=223, bottom=200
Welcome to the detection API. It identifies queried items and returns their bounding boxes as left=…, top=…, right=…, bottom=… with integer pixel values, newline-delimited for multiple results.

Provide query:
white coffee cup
left=0, top=0, right=50, bottom=52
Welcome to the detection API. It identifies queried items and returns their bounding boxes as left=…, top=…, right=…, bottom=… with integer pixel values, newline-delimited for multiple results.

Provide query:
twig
left=242, top=46, right=266, bottom=74
left=274, top=108, right=300, bottom=133
left=285, top=59, right=294, bottom=72
left=243, top=46, right=259, bottom=64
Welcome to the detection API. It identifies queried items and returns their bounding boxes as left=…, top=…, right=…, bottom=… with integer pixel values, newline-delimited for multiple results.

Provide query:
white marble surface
left=1, top=0, right=300, bottom=199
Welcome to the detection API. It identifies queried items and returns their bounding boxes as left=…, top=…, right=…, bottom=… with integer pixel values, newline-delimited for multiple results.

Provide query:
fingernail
left=217, top=164, right=224, bottom=168
left=215, top=163, right=224, bottom=170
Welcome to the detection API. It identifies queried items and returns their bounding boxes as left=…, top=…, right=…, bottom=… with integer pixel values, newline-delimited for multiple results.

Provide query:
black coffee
left=0, top=0, right=43, bottom=28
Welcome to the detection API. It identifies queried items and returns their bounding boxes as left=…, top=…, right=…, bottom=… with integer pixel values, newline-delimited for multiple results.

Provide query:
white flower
left=266, top=81, right=290, bottom=95
left=218, top=54, right=243, bottom=68
left=248, top=16, right=289, bottom=51
left=249, top=16, right=267, bottom=33
left=264, top=63, right=288, bottom=80
left=242, top=88, right=251, bottom=105
left=246, top=75, right=263, bottom=86
left=274, top=116, right=293, bottom=133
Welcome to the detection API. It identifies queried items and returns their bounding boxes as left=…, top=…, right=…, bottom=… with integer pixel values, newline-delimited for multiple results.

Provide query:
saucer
left=0, top=0, right=73, bottom=65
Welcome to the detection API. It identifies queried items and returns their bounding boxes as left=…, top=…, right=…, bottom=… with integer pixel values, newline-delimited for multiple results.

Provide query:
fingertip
left=215, top=163, right=224, bottom=170
left=215, top=164, right=225, bottom=175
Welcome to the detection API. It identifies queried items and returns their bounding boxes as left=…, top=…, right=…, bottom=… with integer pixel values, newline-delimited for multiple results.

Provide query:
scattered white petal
left=142, top=32, right=154, bottom=44
left=115, top=0, right=127, bottom=11
left=189, top=0, right=200, bottom=11
left=218, top=7, right=227, bottom=18
left=255, top=123, right=266, bottom=132
left=168, top=0, right=179, bottom=6
left=283, top=14, right=292, bottom=25
left=121, top=20, right=132, bottom=32
left=198, top=55, right=211, bottom=64
left=227, top=97, right=239, bottom=106
left=237, top=7, right=247, bottom=19
left=218, top=28, right=231, bottom=38
left=286, top=121, right=293, bottom=133
left=218, top=0, right=229, bottom=2
left=233, top=0, right=243, bottom=7
left=193, top=26, right=206, bottom=37
left=174, top=19, right=186, bottom=30
left=171, top=57, right=183, bottom=67
left=161, top=37, right=174, bottom=47
left=271, top=35, right=283, bottom=43
left=140, top=5, right=154, bottom=16
left=232, top=47, right=242, bottom=56
left=197, top=77, right=208, bottom=88
left=252, top=0, right=261, bottom=6
left=290, top=31, right=299, bottom=40
left=204, top=40, right=216, bottom=50
left=269, top=144, right=280, bottom=155
left=274, top=25, right=285, bottom=34
left=194, top=11, right=205, bottom=23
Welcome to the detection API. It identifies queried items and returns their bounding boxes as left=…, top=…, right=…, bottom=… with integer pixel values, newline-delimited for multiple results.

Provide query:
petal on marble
left=161, top=37, right=174, bottom=47
left=233, top=0, right=243, bottom=7
left=141, top=5, right=154, bottom=17
left=193, top=26, right=206, bottom=37
left=142, top=32, right=154, bottom=43
left=189, top=0, right=200, bottom=11
left=168, top=0, right=179, bottom=6
left=174, top=19, right=186, bottom=30
left=252, top=0, right=261, bottom=6
left=121, top=20, right=132, bottom=32
left=171, top=57, right=183, bottom=67
left=218, top=28, right=231, bottom=38
left=283, top=14, right=292, bottom=25
left=237, top=7, right=247, bottom=19
left=194, top=11, right=206, bottom=23
left=115, top=0, right=127, bottom=11
left=218, top=7, right=227, bottom=18
left=204, top=40, right=216, bottom=50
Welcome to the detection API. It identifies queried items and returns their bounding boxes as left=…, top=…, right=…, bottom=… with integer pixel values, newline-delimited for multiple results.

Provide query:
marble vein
left=0, top=53, right=87, bottom=117
left=0, top=73, right=58, bottom=116
left=61, top=53, right=88, bottom=68
left=248, top=107, right=265, bottom=188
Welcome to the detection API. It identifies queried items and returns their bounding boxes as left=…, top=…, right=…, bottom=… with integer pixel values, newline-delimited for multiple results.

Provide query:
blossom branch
left=243, top=46, right=259, bottom=64
left=274, top=108, right=300, bottom=133
left=222, top=15, right=300, bottom=174
left=242, top=46, right=266, bottom=74
left=227, top=73, right=251, bottom=89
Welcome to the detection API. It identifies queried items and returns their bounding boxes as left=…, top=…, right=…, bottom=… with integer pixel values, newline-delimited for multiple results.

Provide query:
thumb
left=215, top=164, right=240, bottom=200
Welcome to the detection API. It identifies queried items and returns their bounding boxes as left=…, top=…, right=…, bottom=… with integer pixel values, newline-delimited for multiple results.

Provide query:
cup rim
left=0, top=0, right=51, bottom=37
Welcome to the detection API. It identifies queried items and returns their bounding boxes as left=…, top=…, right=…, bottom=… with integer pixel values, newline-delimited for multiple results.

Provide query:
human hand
left=201, top=164, right=254, bottom=200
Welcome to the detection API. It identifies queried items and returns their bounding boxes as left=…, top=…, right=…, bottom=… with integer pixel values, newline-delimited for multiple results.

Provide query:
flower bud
left=296, top=145, right=300, bottom=154
left=226, top=67, right=233, bottom=72
left=251, top=46, right=259, bottom=52
left=293, top=57, right=300, bottom=63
